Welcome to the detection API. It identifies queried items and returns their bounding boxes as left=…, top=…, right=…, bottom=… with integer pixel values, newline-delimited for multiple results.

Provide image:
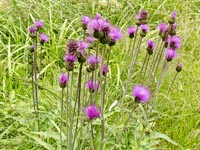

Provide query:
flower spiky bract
left=84, top=105, right=100, bottom=120
left=132, top=85, right=151, bottom=103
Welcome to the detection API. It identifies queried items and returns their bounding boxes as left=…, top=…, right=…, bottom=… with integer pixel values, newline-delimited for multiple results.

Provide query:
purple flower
left=28, top=26, right=37, bottom=34
left=165, top=48, right=178, bottom=61
left=132, top=85, right=151, bottom=103
left=136, top=10, right=148, bottom=20
left=40, top=33, right=48, bottom=44
left=127, top=26, right=137, bottom=35
left=171, top=11, right=176, bottom=19
left=87, top=55, right=101, bottom=65
left=82, top=16, right=91, bottom=26
left=95, top=13, right=101, bottom=20
left=140, top=24, right=149, bottom=33
left=157, top=23, right=168, bottom=33
left=59, top=73, right=69, bottom=88
left=67, top=40, right=79, bottom=54
left=86, top=36, right=95, bottom=43
left=108, top=27, right=122, bottom=42
left=35, top=20, right=43, bottom=29
left=101, top=64, right=108, bottom=76
left=170, top=36, right=181, bottom=49
left=147, top=40, right=155, bottom=50
left=86, top=80, right=99, bottom=93
left=78, top=41, right=88, bottom=55
left=64, top=54, right=76, bottom=63
left=84, top=105, right=100, bottom=120
left=30, top=45, right=35, bottom=53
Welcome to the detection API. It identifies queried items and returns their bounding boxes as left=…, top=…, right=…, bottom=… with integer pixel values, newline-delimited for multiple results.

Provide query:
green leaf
left=151, top=132, right=178, bottom=145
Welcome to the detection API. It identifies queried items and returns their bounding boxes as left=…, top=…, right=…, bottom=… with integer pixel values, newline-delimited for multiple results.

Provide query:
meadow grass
left=0, top=0, right=200, bottom=149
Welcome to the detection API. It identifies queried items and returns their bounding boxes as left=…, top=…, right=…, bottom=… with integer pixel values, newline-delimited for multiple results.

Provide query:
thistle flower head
left=40, top=33, right=48, bottom=44
left=147, top=40, right=155, bottom=54
left=101, top=64, right=108, bottom=77
left=108, top=26, right=122, bottom=43
left=165, top=48, right=178, bottom=61
left=87, top=55, right=101, bottom=65
left=59, top=73, right=69, bottom=88
left=30, top=45, right=35, bottom=53
left=86, top=80, right=99, bottom=93
left=158, top=23, right=168, bottom=33
left=84, top=105, right=100, bottom=120
left=64, top=54, right=76, bottom=63
left=82, top=16, right=91, bottom=30
left=78, top=41, right=88, bottom=55
left=95, top=13, right=101, bottom=20
left=140, top=24, right=149, bottom=37
left=28, top=26, right=37, bottom=35
left=127, top=26, right=137, bottom=38
left=136, top=10, right=148, bottom=20
left=171, top=11, right=177, bottom=19
left=132, top=85, right=151, bottom=103
left=176, top=63, right=183, bottom=72
left=170, top=35, right=181, bottom=50
left=67, top=40, right=79, bottom=54
left=35, top=20, right=43, bottom=30
left=86, top=36, right=95, bottom=44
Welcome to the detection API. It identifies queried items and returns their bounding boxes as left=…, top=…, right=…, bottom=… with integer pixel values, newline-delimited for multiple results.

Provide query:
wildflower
left=64, top=54, right=76, bottom=71
left=59, top=73, right=69, bottom=88
left=165, top=48, right=178, bottom=61
left=132, top=85, right=151, bottom=103
left=101, top=64, right=108, bottom=77
left=95, top=13, right=101, bottom=20
left=164, top=35, right=170, bottom=48
left=170, top=36, right=181, bottom=50
left=146, top=40, right=155, bottom=55
left=158, top=23, right=168, bottom=33
left=30, top=45, right=35, bottom=53
left=82, top=16, right=91, bottom=30
left=140, top=24, right=149, bottom=37
left=176, top=63, right=182, bottom=72
left=87, top=55, right=101, bottom=71
left=127, top=26, right=137, bottom=38
left=86, top=80, right=99, bottom=93
left=169, top=23, right=177, bottom=35
left=108, top=27, right=122, bottom=46
left=40, top=33, right=48, bottom=44
left=35, top=20, right=43, bottom=30
left=78, top=41, right=88, bottom=55
left=136, top=10, right=148, bottom=25
left=169, top=11, right=176, bottom=24
left=84, top=105, right=100, bottom=120
left=86, top=36, right=95, bottom=44
left=67, top=40, right=79, bottom=54
left=28, top=26, right=37, bottom=37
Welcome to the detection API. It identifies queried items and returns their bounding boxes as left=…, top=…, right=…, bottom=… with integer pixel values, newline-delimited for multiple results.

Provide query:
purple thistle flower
left=35, top=20, right=43, bottom=30
left=157, top=23, right=168, bottom=33
left=86, top=36, right=95, bottom=44
left=170, top=36, right=181, bottom=50
left=140, top=24, right=149, bottom=33
left=82, top=16, right=91, bottom=30
left=78, top=41, right=88, bottom=55
left=40, top=33, right=48, bottom=44
left=132, top=85, right=151, bottom=103
left=95, top=13, right=101, bottom=20
left=64, top=54, right=76, bottom=63
left=147, top=40, right=155, bottom=50
left=67, top=40, right=79, bottom=54
left=127, top=26, right=137, bottom=36
left=136, top=10, right=148, bottom=20
left=108, top=27, right=122, bottom=42
left=84, top=105, right=100, bottom=120
left=165, top=48, right=178, bottom=61
left=28, top=26, right=37, bottom=34
left=171, top=11, right=177, bottom=19
left=101, top=64, right=108, bottom=77
left=87, top=55, right=101, bottom=65
left=164, top=35, right=170, bottom=47
left=86, top=80, right=99, bottom=93
left=59, top=73, right=69, bottom=88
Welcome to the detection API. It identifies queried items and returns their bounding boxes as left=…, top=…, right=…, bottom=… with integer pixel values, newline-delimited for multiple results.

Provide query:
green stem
left=90, top=122, right=96, bottom=150
left=142, top=54, right=150, bottom=84
left=60, top=88, right=64, bottom=149
left=166, top=72, right=178, bottom=99
left=94, top=43, right=99, bottom=104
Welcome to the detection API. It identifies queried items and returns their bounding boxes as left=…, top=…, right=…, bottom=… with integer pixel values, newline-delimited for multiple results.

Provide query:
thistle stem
left=90, top=122, right=96, bottom=150
left=72, top=62, right=83, bottom=150
left=66, top=85, right=69, bottom=149
left=124, top=36, right=143, bottom=95
left=60, top=88, right=64, bottom=149
left=166, top=72, right=178, bottom=99
left=94, top=43, right=99, bottom=104
left=149, top=59, right=168, bottom=116
left=31, top=53, right=36, bottom=115
left=142, top=54, right=150, bottom=84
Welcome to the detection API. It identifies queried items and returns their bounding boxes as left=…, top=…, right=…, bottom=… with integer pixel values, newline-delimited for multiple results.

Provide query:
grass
left=0, top=0, right=200, bottom=149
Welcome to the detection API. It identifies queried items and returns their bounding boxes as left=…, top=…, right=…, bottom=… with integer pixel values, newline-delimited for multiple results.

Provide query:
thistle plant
left=28, top=20, right=48, bottom=130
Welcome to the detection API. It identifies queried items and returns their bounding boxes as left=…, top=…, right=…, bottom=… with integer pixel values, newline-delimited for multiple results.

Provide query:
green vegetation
left=0, top=0, right=199, bottom=149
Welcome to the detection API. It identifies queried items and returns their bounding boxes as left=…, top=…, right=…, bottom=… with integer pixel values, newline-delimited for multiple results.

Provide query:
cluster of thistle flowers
left=28, top=21, right=48, bottom=119
left=59, top=13, right=122, bottom=149
left=125, top=10, right=182, bottom=110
